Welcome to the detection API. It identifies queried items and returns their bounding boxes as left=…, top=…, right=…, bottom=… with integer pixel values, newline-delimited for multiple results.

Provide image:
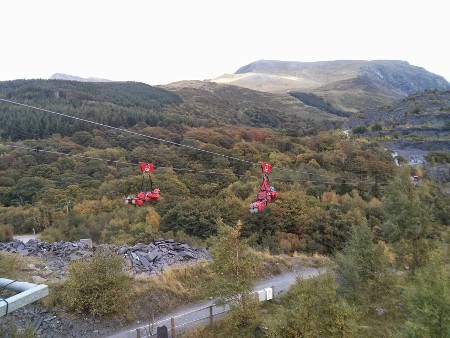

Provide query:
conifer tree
left=210, top=220, right=261, bottom=327
left=382, top=167, right=434, bottom=271
left=336, top=222, right=392, bottom=303
left=403, top=253, right=449, bottom=336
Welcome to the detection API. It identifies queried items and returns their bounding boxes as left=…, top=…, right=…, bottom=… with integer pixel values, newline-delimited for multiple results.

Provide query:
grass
left=129, top=262, right=216, bottom=322
left=0, top=252, right=32, bottom=280
left=253, top=250, right=331, bottom=279
left=0, top=318, right=36, bottom=338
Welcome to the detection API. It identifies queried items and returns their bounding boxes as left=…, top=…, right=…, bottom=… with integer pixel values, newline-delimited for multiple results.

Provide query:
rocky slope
left=213, top=60, right=450, bottom=112
left=344, top=90, right=450, bottom=180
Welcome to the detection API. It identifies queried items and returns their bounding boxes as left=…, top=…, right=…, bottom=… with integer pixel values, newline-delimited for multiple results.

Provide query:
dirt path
left=13, top=234, right=39, bottom=242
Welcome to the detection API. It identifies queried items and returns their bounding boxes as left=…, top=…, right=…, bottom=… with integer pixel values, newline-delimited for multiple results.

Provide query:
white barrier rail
left=0, top=278, right=49, bottom=317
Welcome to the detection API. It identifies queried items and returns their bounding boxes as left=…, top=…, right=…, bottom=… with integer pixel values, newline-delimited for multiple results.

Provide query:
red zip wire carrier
left=249, top=162, right=278, bottom=213
left=125, top=162, right=160, bottom=206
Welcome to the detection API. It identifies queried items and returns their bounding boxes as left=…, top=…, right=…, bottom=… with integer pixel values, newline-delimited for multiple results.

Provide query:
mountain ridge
left=213, top=60, right=450, bottom=112
left=49, top=73, right=113, bottom=82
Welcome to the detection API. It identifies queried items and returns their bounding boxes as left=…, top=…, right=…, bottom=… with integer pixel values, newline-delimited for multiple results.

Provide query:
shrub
left=0, top=224, right=13, bottom=242
left=275, top=232, right=301, bottom=254
left=352, top=126, right=367, bottom=135
left=425, top=151, right=450, bottom=164
left=371, top=123, right=383, bottom=132
left=63, top=249, right=130, bottom=317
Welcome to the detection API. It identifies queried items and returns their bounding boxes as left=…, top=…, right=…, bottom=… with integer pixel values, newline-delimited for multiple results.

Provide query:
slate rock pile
left=0, top=238, right=209, bottom=276
left=98, top=238, right=209, bottom=274
left=0, top=239, right=93, bottom=278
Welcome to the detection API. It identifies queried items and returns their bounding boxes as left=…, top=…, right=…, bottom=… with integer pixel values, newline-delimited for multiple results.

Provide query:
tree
left=209, top=220, right=261, bottom=328
left=160, top=198, right=220, bottom=238
left=382, top=167, right=435, bottom=271
left=371, top=123, right=383, bottom=132
left=12, top=177, right=54, bottom=204
left=335, top=222, right=393, bottom=303
left=403, top=253, right=449, bottom=337
left=352, top=126, right=367, bottom=135
left=269, top=271, right=357, bottom=337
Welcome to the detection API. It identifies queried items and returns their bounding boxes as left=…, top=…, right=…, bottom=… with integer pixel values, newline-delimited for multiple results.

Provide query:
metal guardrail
left=133, top=286, right=274, bottom=337
left=0, top=278, right=49, bottom=317
left=134, top=304, right=229, bottom=338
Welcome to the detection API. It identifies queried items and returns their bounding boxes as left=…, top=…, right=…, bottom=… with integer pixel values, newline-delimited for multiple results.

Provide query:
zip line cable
left=2, top=143, right=382, bottom=185
left=0, top=98, right=254, bottom=164
left=0, top=98, right=382, bottom=185
left=1, top=144, right=245, bottom=178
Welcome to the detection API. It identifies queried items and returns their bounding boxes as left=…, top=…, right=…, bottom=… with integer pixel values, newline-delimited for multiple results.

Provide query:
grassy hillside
left=0, top=79, right=343, bottom=143
left=163, top=80, right=344, bottom=123
left=310, top=75, right=403, bottom=112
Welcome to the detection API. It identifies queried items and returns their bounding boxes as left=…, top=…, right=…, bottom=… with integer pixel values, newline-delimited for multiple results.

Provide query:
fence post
left=171, top=317, right=175, bottom=338
left=136, top=328, right=141, bottom=338
left=272, top=285, right=275, bottom=298
left=209, top=305, right=213, bottom=325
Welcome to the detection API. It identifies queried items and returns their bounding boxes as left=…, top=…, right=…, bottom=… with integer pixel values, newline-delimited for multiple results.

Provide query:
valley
left=0, top=60, right=449, bottom=337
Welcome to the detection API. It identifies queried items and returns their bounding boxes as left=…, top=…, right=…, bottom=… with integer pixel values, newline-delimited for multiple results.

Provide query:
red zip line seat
left=125, top=162, right=160, bottom=206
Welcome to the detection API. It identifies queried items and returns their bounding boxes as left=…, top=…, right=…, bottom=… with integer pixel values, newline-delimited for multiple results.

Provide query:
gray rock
left=79, top=239, right=93, bottom=248
left=140, top=256, right=150, bottom=268
left=130, top=252, right=138, bottom=261
left=146, top=250, right=159, bottom=262
left=18, top=249, right=29, bottom=256
left=180, top=251, right=195, bottom=259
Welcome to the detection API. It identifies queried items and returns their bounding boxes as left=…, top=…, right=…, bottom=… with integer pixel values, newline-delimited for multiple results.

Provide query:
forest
left=0, top=80, right=449, bottom=336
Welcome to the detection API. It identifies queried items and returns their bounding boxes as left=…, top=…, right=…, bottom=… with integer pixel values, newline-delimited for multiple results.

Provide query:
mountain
left=213, top=60, right=450, bottom=112
left=162, top=80, right=346, bottom=124
left=0, top=79, right=339, bottom=143
left=49, top=73, right=113, bottom=82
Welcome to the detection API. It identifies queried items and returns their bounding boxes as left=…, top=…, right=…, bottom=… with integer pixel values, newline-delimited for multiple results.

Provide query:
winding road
left=106, top=267, right=323, bottom=338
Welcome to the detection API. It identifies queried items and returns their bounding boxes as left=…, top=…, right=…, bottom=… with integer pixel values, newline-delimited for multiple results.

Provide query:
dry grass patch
left=0, top=252, right=26, bottom=280
left=130, top=262, right=216, bottom=321
left=0, top=251, right=48, bottom=281
left=254, top=250, right=331, bottom=279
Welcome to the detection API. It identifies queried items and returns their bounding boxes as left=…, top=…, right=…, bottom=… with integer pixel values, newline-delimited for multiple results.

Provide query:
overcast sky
left=1, top=0, right=448, bottom=85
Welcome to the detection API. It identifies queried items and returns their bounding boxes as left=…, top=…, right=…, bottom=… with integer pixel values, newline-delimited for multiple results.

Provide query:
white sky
left=1, top=0, right=449, bottom=85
